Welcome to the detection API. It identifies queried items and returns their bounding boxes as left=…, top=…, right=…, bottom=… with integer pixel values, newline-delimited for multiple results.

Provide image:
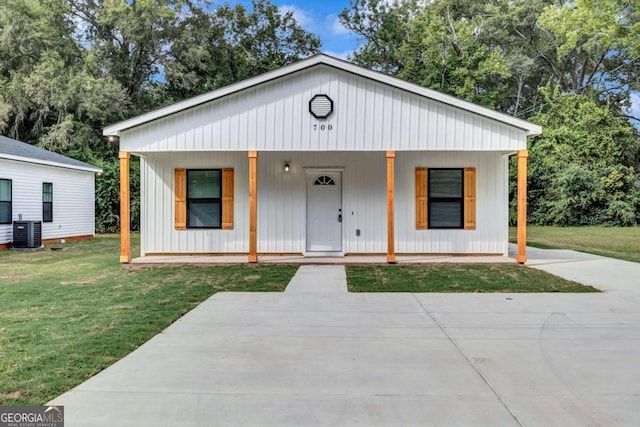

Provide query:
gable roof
left=104, top=54, right=542, bottom=138
left=0, top=135, right=102, bottom=173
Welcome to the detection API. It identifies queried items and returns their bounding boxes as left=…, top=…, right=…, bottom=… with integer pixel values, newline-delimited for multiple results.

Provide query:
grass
left=0, top=235, right=296, bottom=406
left=346, top=264, right=598, bottom=293
left=509, top=226, right=640, bottom=263
left=0, top=232, right=604, bottom=405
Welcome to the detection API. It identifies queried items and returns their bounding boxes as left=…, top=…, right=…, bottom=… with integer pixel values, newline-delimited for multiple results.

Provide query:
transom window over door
left=187, top=170, right=221, bottom=228
left=428, top=169, right=463, bottom=229
left=313, top=175, right=336, bottom=186
left=0, top=179, right=11, bottom=224
left=43, top=183, right=53, bottom=222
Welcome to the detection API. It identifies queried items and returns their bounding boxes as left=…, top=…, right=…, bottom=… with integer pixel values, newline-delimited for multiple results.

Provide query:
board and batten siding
left=395, top=152, right=509, bottom=255
left=120, top=65, right=527, bottom=154
left=140, top=151, right=507, bottom=256
left=0, top=159, right=96, bottom=244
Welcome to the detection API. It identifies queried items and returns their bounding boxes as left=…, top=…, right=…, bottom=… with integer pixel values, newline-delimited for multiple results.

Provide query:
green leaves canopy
left=0, top=0, right=320, bottom=232
left=1, top=0, right=639, bottom=229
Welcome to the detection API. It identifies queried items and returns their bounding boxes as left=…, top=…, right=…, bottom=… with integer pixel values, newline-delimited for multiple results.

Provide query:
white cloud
left=279, top=4, right=312, bottom=28
left=328, top=14, right=351, bottom=36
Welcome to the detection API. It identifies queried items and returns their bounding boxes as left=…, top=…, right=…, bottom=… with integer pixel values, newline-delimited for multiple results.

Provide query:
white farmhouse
left=0, top=136, right=102, bottom=249
left=104, top=55, right=540, bottom=264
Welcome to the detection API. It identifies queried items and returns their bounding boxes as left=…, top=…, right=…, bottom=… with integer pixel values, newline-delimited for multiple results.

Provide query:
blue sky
left=228, top=0, right=360, bottom=59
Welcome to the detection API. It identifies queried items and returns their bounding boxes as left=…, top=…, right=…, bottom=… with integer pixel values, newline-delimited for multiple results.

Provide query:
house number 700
left=313, top=124, right=333, bottom=131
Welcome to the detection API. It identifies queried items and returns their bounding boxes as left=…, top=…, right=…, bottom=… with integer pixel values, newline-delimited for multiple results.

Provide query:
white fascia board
left=0, top=154, right=103, bottom=173
left=103, top=54, right=542, bottom=137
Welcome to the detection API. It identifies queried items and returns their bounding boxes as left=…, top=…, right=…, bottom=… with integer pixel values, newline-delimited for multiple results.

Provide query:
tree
left=397, top=1, right=512, bottom=108
left=0, top=0, right=319, bottom=233
left=532, top=0, right=639, bottom=112
left=66, top=0, right=198, bottom=113
left=164, top=0, right=321, bottom=100
left=339, top=0, right=419, bottom=74
left=0, top=0, right=126, bottom=155
left=524, top=92, right=640, bottom=226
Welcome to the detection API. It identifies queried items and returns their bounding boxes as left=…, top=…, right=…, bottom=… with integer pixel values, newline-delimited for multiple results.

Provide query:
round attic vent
left=309, top=94, right=334, bottom=119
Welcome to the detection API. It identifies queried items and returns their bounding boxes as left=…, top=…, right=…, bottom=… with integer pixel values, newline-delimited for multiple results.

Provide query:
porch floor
left=129, top=253, right=515, bottom=265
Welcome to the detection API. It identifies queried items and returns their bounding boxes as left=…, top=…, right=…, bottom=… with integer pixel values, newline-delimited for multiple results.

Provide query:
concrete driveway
left=51, top=248, right=640, bottom=426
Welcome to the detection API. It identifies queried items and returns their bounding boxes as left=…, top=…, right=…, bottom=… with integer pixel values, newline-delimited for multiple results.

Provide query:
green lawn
left=0, top=233, right=603, bottom=405
left=0, top=235, right=296, bottom=406
left=347, top=264, right=598, bottom=293
left=510, top=226, right=640, bottom=263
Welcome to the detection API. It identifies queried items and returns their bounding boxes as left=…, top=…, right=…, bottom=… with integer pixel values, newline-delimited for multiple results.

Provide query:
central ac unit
left=13, top=221, right=43, bottom=248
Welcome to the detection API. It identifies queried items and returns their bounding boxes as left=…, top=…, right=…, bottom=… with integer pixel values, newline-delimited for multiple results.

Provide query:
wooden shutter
left=221, top=168, right=234, bottom=229
left=174, top=169, right=186, bottom=230
left=464, top=167, right=476, bottom=230
left=416, top=167, right=428, bottom=229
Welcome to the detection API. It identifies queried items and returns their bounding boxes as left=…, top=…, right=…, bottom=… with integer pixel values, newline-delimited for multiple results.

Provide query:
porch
left=118, top=150, right=530, bottom=264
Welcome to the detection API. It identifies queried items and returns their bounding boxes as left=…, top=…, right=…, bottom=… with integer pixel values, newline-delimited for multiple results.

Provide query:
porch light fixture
left=284, top=162, right=291, bottom=173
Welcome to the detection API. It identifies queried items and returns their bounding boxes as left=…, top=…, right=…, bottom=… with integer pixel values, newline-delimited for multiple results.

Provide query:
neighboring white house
left=0, top=135, right=102, bottom=249
left=104, top=54, right=541, bottom=264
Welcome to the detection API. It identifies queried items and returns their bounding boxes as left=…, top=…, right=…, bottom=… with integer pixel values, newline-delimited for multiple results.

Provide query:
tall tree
left=339, top=0, right=419, bottom=74
left=397, top=0, right=512, bottom=108
left=66, top=0, right=194, bottom=113
left=0, top=0, right=126, bottom=155
left=525, top=92, right=640, bottom=225
left=532, top=0, right=639, bottom=111
left=164, top=0, right=321, bottom=100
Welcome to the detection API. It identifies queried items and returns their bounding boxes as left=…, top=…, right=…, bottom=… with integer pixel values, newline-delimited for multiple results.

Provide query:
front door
left=306, top=171, right=342, bottom=253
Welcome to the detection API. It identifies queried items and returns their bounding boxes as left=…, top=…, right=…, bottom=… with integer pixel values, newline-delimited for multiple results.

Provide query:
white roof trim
left=104, top=54, right=542, bottom=137
left=0, top=153, right=103, bottom=173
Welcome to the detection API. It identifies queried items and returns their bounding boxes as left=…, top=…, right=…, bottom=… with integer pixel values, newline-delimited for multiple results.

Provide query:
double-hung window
left=0, top=179, right=11, bottom=224
left=187, top=170, right=222, bottom=228
left=428, top=169, right=464, bottom=229
left=43, top=183, right=53, bottom=222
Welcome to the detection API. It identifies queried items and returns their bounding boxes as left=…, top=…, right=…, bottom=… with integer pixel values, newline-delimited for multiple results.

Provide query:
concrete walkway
left=512, top=244, right=640, bottom=302
left=284, top=265, right=348, bottom=293
left=50, top=247, right=640, bottom=426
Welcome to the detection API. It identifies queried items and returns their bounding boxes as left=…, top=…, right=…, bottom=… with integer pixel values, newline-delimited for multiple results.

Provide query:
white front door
left=306, top=171, right=342, bottom=253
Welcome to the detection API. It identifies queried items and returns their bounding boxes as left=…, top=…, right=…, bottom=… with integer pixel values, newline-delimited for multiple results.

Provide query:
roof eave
left=0, top=153, right=103, bottom=173
left=103, top=54, right=543, bottom=136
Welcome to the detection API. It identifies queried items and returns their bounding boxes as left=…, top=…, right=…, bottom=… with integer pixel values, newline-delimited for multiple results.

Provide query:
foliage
left=164, top=0, right=321, bottom=100
left=522, top=93, right=640, bottom=226
left=397, top=0, right=512, bottom=107
left=94, top=157, right=141, bottom=233
left=0, top=0, right=126, bottom=150
left=536, top=0, right=639, bottom=107
left=0, top=0, right=639, bottom=229
left=342, top=0, right=640, bottom=116
left=0, top=235, right=297, bottom=405
left=0, top=0, right=319, bottom=232
left=339, top=0, right=419, bottom=74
